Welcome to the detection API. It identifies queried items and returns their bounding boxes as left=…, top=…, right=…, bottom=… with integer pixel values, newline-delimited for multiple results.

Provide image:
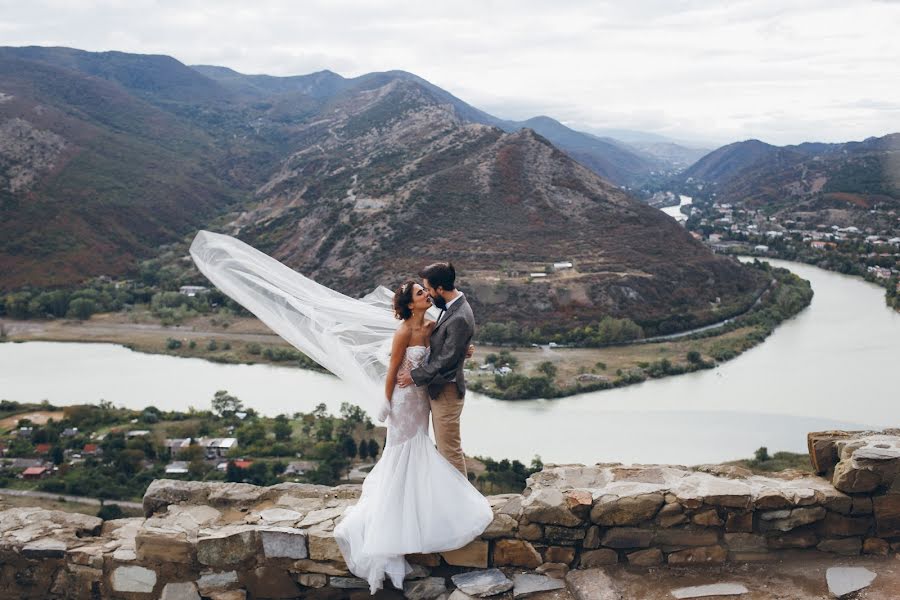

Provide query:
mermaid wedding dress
left=334, top=345, right=493, bottom=594
left=188, top=231, right=493, bottom=595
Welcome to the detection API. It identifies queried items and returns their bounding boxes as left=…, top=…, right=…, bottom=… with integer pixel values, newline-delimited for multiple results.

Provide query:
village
left=676, top=198, right=900, bottom=301
left=0, top=397, right=386, bottom=506
left=0, top=397, right=538, bottom=514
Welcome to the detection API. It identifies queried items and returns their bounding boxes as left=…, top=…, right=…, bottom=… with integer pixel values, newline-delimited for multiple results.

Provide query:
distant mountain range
left=681, top=134, right=900, bottom=212
left=0, top=46, right=762, bottom=333
left=194, top=65, right=707, bottom=186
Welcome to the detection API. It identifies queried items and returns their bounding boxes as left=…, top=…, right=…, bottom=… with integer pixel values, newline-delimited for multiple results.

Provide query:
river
left=1, top=260, right=897, bottom=466
left=660, top=194, right=693, bottom=222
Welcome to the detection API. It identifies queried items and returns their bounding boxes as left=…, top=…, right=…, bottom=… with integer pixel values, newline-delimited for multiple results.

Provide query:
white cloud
left=0, top=0, right=897, bottom=145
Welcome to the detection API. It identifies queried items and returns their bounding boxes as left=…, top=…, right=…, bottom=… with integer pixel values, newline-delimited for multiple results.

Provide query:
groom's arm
left=410, top=318, right=470, bottom=387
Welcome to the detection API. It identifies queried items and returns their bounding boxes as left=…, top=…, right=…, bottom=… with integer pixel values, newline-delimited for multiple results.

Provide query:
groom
left=397, top=262, right=474, bottom=478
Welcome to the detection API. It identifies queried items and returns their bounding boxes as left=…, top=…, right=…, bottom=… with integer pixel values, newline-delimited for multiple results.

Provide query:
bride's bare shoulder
left=393, top=321, right=413, bottom=341
left=424, top=319, right=436, bottom=330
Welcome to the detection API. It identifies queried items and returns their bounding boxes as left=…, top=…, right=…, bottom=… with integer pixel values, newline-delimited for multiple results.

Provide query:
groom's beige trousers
left=430, top=383, right=467, bottom=478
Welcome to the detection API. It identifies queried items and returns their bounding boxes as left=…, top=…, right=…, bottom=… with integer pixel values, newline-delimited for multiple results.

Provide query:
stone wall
left=1, top=429, right=898, bottom=599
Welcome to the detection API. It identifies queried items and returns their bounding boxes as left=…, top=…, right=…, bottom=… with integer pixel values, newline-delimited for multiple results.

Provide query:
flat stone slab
left=826, top=567, right=877, bottom=598
left=404, top=576, right=448, bottom=599
left=513, top=573, right=566, bottom=597
left=671, top=583, right=749, bottom=598
left=451, top=568, right=514, bottom=597
left=111, top=565, right=157, bottom=593
left=258, top=508, right=302, bottom=523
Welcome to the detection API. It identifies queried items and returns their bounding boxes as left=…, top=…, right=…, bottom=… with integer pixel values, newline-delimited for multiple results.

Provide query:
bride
left=188, top=231, right=493, bottom=595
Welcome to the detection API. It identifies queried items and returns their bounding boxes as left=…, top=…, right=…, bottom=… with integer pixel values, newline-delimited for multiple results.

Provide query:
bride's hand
left=465, top=344, right=475, bottom=359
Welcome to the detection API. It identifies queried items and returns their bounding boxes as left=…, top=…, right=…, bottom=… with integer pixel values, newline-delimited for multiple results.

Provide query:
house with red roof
left=34, top=443, right=52, bottom=455
left=82, top=443, right=101, bottom=456
left=22, top=466, right=49, bottom=479
left=231, top=459, right=253, bottom=470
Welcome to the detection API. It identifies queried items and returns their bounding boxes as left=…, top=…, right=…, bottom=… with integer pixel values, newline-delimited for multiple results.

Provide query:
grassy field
left=469, top=325, right=759, bottom=388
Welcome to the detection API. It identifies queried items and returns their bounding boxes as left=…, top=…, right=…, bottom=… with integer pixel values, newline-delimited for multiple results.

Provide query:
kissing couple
left=190, top=231, right=493, bottom=595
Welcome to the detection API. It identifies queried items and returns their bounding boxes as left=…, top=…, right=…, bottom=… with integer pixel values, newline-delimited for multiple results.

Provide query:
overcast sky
left=1, top=0, right=898, bottom=146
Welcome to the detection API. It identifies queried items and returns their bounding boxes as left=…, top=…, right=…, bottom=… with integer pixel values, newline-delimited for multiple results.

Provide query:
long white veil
left=189, top=230, right=424, bottom=419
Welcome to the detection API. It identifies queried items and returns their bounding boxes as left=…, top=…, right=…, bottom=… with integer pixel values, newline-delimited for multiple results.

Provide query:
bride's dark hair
left=392, top=280, right=417, bottom=320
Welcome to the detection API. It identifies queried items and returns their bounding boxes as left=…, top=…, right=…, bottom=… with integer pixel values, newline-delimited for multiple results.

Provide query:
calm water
left=660, top=194, right=693, bottom=222
left=1, top=260, right=897, bottom=465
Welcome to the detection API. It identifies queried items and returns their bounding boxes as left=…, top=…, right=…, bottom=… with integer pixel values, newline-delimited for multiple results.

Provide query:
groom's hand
left=397, top=371, right=414, bottom=387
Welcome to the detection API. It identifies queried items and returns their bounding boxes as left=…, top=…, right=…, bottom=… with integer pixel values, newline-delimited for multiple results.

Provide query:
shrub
left=97, top=504, right=124, bottom=520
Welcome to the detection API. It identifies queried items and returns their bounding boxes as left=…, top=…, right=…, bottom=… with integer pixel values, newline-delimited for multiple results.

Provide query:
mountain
left=228, top=78, right=763, bottom=331
left=195, top=67, right=661, bottom=186
left=0, top=47, right=252, bottom=289
left=619, top=141, right=711, bottom=170
left=682, top=135, right=900, bottom=210
left=0, top=46, right=764, bottom=333
left=494, top=116, right=663, bottom=185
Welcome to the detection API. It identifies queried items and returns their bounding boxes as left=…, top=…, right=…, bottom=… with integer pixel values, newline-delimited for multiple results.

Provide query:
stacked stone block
left=1, top=430, right=898, bottom=598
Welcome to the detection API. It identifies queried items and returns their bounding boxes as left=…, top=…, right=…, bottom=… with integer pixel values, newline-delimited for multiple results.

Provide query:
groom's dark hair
left=419, top=262, right=456, bottom=291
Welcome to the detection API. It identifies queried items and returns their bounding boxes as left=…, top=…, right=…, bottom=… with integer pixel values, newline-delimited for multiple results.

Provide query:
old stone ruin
left=1, top=429, right=899, bottom=599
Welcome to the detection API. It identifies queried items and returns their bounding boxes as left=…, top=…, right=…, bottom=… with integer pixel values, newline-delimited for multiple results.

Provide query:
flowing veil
left=189, top=230, right=427, bottom=419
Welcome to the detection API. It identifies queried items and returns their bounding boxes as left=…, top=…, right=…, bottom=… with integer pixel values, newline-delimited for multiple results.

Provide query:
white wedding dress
left=187, top=231, right=493, bottom=596
left=334, top=345, right=493, bottom=594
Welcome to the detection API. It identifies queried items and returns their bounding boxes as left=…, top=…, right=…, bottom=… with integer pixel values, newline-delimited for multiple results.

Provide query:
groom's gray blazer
left=411, top=293, right=475, bottom=400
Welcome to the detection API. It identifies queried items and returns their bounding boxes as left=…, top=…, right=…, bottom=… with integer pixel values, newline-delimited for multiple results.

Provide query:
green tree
left=366, top=439, right=380, bottom=460
left=315, top=420, right=333, bottom=442
left=754, top=447, right=771, bottom=462
left=341, top=436, right=358, bottom=460
left=97, top=504, right=124, bottom=520
left=50, top=445, right=65, bottom=465
left=687, top=351, right=703, bottom=364
left=211, top=390, right=243, bottom=418
left=235, top=421, right=267, bottom=446
left=536, top=361, right=558, bottom=378
left=67, top=298, right=98, bottom=320
left=273, top=414, right=293, bottom=441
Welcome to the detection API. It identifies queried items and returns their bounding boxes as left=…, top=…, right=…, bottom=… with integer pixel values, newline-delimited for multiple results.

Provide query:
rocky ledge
left=1, top=429, right=899, bottom=599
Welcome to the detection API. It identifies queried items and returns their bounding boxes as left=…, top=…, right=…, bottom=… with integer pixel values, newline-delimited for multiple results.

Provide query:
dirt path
left=0, top=410, right=66, bottom=430
left=0, top=488, right=143, bottom=511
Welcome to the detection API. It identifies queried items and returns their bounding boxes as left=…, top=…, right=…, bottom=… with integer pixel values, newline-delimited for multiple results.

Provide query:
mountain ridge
left=0, top=46, right=764, bottom=333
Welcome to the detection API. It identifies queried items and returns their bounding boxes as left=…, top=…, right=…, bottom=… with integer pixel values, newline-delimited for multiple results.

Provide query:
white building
left=179, top=285, right=208, bottom=297
left=164, top=461, right=189, bottom=475
left=198, top=437, right=238, bottom=459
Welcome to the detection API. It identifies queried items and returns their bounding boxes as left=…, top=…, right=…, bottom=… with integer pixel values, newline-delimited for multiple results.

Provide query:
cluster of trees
left=887, top=277, right=900, bottom=310
left=474, top=455, right=544, bottom=494
left=477, top=316, right=643, bottom=347
left=0, top=280, right=143, bottom=320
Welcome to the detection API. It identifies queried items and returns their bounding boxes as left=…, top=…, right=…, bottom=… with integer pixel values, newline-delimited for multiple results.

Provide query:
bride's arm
left=385, top=326, right=411, bottom=402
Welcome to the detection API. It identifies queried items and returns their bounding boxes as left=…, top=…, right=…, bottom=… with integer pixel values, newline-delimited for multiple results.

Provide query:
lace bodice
left=399, top=345, right=429, bottom=376
left=386, top=345, right=431, bottom=448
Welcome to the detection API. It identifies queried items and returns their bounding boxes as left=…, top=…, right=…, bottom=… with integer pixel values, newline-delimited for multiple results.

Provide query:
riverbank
left=468, top=260, right=813, bottom=399
left=716, top=244, right=900, bottom=313
left=0, top=262, right=813, bottom=401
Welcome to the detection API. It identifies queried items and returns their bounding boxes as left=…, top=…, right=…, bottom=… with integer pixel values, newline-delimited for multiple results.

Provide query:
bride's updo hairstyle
left=393, top=280, right=416, bottom=320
